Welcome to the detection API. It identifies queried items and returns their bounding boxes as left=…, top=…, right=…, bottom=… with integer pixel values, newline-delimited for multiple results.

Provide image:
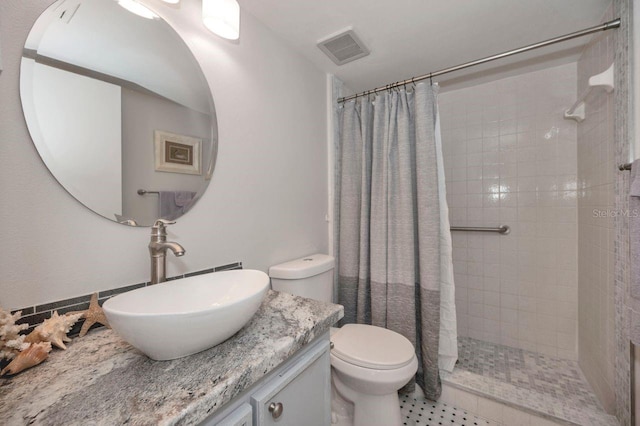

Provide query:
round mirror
left=21, top=0, right=217, bottom=226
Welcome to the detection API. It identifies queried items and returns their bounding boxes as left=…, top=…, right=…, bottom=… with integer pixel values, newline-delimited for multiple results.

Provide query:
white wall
left=0, top=0, right=329, bottom=309
left=439, top=63, right=579, bottom=359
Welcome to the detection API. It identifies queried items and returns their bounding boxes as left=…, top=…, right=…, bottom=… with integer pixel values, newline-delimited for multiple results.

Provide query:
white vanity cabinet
left=216, top=404, right=253, bottom=426
left=201, top=334, right=331, bottom=426
left=251, top=338, right=330, bottom=425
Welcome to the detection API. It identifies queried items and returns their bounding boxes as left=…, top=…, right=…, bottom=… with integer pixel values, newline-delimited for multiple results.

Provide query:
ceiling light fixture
left=202, top=0, right=240, bottom=40
left=117, top=0, right=159, bottom=19
left=160, top=0, right=180, bottom=4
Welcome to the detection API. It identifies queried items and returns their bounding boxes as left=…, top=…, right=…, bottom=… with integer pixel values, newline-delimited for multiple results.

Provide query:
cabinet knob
left=268, top=402, right=284, bottom=419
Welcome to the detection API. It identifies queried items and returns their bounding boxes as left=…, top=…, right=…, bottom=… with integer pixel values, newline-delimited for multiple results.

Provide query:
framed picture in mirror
left=154, top=130, right=202, bottom=175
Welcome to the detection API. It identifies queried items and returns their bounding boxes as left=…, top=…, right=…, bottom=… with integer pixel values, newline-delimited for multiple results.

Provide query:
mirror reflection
left=21, top=0, right=217, bottom=226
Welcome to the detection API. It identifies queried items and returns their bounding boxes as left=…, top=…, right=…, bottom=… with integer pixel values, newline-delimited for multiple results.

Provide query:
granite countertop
left=0, top=290, right=343, bottom=426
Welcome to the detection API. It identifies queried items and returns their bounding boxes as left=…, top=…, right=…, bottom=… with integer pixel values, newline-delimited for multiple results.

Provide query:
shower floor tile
left=441, top=337, right=618, bottom=426
left=400, top=395, right=497, bottom=426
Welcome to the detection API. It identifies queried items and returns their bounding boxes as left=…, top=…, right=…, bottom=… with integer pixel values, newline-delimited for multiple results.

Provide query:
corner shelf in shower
left=564, top=62, right=614, bottom=122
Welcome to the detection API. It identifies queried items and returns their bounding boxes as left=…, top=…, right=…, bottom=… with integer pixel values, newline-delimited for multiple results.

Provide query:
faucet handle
left=151, top=219, right=176, bottom=237
left=153, top=219, right=176, bottom=228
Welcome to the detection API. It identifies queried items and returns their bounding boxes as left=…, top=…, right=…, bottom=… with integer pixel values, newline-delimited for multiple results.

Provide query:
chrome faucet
left=149, top=219, right=185, bottom=284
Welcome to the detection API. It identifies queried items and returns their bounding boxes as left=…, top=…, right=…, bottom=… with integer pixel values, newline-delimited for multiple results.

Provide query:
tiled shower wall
left=439, top=64, right=579, bottom=358
left=612, top=0, right=632, bottom=423
left=576, top=5, right=617, bottom=413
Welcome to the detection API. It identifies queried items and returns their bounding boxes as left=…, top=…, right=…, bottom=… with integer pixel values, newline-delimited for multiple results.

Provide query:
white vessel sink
left=103, top=269, right=270, bottom=360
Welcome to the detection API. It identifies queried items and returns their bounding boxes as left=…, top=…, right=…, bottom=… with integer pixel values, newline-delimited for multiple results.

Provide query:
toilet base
left=332, top=372, right=403, bottom=426
left=354, top=393, right=402, bottom=426
left=331, top=378, right=354, bottom=425
left=331, top=411, right=352, bottom=426
left=331, top=393, right=402, bottom=426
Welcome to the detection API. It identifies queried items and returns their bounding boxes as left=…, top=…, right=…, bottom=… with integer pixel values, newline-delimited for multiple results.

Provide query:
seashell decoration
left=0, top=308, right=29, bottom=362
left=0, top=299, right=109, bottom=377
left=66, top=293, right=110, bottom=337
left=25, top=311, right=83, bottom=350
left=0, top=342, right=52, bottom=376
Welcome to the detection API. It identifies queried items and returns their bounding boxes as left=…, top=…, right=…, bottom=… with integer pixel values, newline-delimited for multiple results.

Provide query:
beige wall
left=440, top=63, right=579, bottom=359
left=0, top=0, right=329, bottom=309
left=576, top=6, right=617, bottom=414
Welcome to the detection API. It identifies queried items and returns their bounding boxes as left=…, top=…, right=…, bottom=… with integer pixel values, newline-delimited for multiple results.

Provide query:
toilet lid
left=331, top=324, right=415, bottom=370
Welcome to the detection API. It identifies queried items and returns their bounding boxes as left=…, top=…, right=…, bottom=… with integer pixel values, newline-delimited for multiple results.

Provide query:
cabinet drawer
left=251, top=340, right=330, bottom=426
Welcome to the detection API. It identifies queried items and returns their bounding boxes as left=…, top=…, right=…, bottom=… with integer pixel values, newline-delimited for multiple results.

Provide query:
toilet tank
left=269, top=254, right=335, bottom=303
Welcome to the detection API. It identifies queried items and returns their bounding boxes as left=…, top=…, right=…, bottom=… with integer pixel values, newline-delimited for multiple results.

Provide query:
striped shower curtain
left=336, top=82, right=455, bottom=400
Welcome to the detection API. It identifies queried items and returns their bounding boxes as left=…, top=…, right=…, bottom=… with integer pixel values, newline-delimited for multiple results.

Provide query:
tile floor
left=400, top=394, right=496, bottom=426
left=440, top=337, right=618, bottom=426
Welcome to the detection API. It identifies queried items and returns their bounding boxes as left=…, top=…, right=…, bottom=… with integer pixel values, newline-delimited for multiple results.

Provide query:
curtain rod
left=338, top=18, right=621, bottom=103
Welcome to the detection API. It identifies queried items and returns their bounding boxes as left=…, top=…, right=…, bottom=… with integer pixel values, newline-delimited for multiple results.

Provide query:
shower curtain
left=336, top=82, right=456, bottom=401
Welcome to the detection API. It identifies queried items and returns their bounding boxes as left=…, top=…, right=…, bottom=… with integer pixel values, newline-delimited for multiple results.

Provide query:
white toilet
left=269, top=254, right=418, bottom=426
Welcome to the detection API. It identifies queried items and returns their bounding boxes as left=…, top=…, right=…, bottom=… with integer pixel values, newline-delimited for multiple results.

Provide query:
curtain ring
left=429, top=73, right=433, bottom=86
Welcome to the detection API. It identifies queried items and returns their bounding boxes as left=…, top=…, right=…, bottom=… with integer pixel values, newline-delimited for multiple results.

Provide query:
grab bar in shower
left=619, top=163, right=632, bottom=171
left=450, top=225, right=510, bottom=235
left=137, top=189, right=160, bottom=195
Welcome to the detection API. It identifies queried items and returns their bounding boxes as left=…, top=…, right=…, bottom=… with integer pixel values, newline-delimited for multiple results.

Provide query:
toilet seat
left=331, top=324, right=415, bottom=370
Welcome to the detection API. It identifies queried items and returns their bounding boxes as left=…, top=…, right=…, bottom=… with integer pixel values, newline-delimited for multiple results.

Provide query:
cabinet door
left=215, top=403, right=253, bottom=426
left=251, top=340, right=330, bottom=426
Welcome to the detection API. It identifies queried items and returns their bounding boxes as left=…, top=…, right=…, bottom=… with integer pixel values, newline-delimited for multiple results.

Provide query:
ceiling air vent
left=317, top=29, right=370, bottom=66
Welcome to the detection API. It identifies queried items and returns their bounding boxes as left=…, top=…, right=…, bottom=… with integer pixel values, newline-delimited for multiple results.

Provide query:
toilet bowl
left=269, top=254, right=418, bottom=426
left=329, top=324, right=418, bottom=426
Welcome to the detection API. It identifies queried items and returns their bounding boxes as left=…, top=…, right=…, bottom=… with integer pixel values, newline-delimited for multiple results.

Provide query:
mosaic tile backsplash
left=10, top=262, right=243, bottom=337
